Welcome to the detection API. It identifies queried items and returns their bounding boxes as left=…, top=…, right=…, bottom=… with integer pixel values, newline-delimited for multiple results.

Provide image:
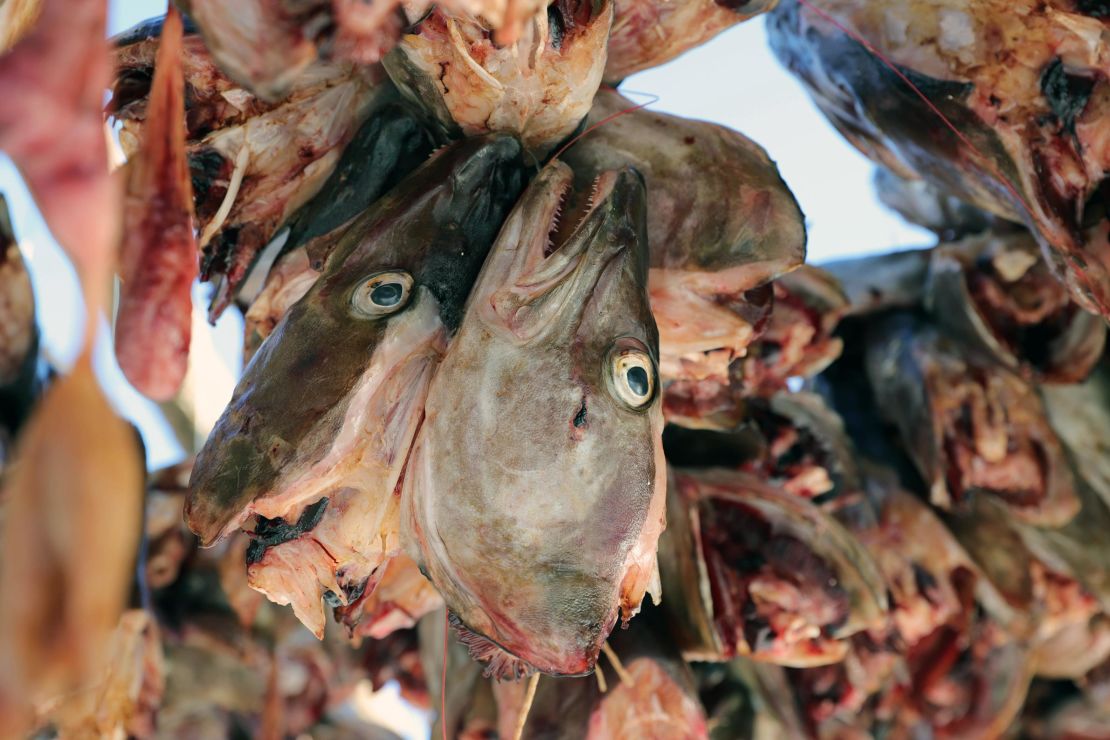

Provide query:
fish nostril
left=573, top=399, right=588, bottom=428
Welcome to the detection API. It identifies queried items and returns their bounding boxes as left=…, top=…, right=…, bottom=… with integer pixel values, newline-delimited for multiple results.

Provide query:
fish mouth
left=449, top=611, right=610, bottom=680
left=478, top=161, right=645, bottom=339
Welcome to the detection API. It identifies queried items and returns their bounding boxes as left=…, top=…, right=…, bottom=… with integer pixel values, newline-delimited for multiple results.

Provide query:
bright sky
left=0, top=4, right=935, bottom=738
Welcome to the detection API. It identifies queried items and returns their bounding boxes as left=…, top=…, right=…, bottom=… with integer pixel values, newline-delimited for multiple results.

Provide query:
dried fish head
left=404, top=162, right=665, bottom=678
left=186, top=136, right=525, bottom=635
left=385, top=0, right=613, bottom=154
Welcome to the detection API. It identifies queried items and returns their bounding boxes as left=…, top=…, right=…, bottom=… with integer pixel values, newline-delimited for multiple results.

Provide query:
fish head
left=407, top=161, right=667, bottom=678
left=186, top=135, right=525, bottom=546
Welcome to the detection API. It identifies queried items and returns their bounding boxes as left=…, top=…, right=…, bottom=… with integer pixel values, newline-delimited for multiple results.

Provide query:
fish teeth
left=449, top=612, right=537, bottom=681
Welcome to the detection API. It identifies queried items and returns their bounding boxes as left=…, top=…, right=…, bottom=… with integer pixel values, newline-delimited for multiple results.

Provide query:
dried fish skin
left=926, top=230, right=1106, bottom=384
left=241, top=101, right=440, bottom=362
left=604, top=0, right=776, bottom=82
left=822, top=248, right=931, bottom=317
left=565, top=86, right=804, bottom=326
left=865, top=314, right=1079, bottom=526
left=385, top=0, right=612, bottom=154
left=404, top=164, right=664, bottom=679
left=658, top=468, right=887, bottom=665
left=1040, top=359, right=1110, bottom=510
left=563, top=87, right=805, bottom=419
left=767, top=0, right=1110, bottom=317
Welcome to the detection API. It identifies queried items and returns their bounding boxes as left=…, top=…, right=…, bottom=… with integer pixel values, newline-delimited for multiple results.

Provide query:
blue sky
left=1, top=3, right=932, bottom=469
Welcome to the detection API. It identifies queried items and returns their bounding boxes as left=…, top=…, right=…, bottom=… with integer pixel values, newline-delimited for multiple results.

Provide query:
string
left=549, top=88, right=661, bottom=162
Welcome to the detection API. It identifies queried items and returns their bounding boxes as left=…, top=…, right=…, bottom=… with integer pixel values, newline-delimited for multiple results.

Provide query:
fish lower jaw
left=449, top=611, right=539, bottom=681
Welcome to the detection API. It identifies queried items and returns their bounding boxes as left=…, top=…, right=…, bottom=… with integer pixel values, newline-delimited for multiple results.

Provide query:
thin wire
left=549, top=89, right=661, bottom=162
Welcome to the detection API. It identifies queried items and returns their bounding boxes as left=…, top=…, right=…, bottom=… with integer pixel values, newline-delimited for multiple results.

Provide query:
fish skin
left=114, top=6, right=198, bottom=402
left=403, top=162, right=666, bottom=678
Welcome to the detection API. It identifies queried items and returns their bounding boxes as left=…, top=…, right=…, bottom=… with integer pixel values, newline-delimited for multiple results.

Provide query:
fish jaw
left=403, top=164, right=666, bottom=677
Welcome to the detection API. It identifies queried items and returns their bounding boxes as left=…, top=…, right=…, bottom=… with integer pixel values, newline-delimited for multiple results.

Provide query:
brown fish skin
left=0, top=353, right=144, bottom=736
left=115, top=7, right=198, bottom=402
left=605, top=0, right=777, bottom=82
left=404, top=163, right=665, bottom=679
left=0, top=0, right=118, bottom=314
left=187, top=136, right=524, bottom=638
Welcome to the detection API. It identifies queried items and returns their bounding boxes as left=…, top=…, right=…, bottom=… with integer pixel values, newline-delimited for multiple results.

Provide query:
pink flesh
left=114, top=8, right=198, bottom=401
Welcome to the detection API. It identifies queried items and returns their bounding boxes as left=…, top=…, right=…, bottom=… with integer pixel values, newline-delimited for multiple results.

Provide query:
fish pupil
left=626, top=366, right=649, bottom=397
left=371, top=282, right=403, bottom=306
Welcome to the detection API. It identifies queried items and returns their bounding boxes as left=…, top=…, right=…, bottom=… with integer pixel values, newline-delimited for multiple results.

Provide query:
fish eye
left=609, top=346, right=656, bottom=409
left=350, top=271, right=413, bottom=317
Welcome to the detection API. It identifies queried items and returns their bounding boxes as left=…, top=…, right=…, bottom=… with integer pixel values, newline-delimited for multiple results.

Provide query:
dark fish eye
left=371, top=281, right=403, bottom=307
left=351, top=271, right=413, bottom=317
left=626, top=365, right=649, bottom=397
left=610, top=346, right=656, bottom=409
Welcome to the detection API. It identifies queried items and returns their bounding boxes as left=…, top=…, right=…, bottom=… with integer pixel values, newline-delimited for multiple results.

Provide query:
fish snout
left=185, top=428, right=280, bottom=546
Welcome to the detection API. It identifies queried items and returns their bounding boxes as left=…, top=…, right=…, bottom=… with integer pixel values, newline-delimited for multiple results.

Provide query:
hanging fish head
left=185, top=135, right=526, bottom=548
left=405, top=161, right=667, bottom=678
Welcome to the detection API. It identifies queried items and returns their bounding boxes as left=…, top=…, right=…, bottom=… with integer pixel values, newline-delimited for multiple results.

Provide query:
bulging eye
left=351, top=271, right=413, bottom=317
left=610, top=346, right=656, bottom=409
